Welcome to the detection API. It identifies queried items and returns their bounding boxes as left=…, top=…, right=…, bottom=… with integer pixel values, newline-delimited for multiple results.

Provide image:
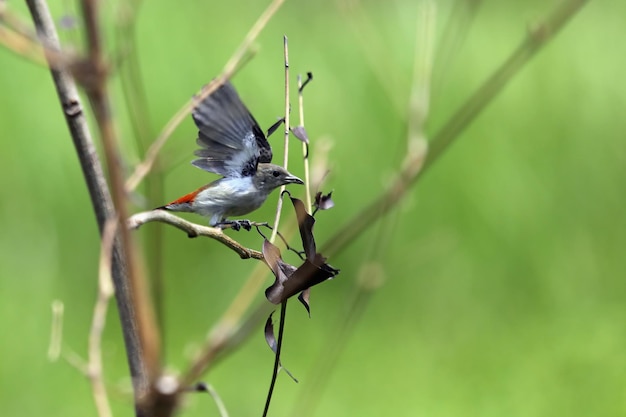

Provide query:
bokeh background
left=1, top=0, right=625, bottom=416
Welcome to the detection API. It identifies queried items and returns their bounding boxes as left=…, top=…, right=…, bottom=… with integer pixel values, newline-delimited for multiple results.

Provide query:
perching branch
left=128, top=210, right=264, bottom=260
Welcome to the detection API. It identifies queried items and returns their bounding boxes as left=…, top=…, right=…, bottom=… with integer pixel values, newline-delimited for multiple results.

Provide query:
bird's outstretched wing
left=191, top=82, right=273, bottom=178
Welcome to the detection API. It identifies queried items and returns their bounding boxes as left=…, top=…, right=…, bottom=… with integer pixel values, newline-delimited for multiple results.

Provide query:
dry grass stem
left=87, top=219, right=117, bottom=417
left=269, top=35, right=290, bottom=242
left=47, top=300, right=65, bottom=361
left=404, top=0, right=435, bottom=168
left=297, top=74, right=313, bottom=211
left=79, top=0, right=162, bottom=395
left=204, top=384, right=230, bottom=417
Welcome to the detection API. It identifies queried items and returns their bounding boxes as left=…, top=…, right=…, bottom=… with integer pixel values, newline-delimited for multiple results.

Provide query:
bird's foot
left=216, top=219, right=253, bottom=231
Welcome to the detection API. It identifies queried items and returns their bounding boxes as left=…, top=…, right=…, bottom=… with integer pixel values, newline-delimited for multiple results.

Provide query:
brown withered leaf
left=314, top=191, right=335, bottom=212
left=290, top=126, right=309, bottom=143
left=290, top=196, right=317, bottom=259
left=298, top=288, right=311, bottom=317
left=267, top=117, right=285, bottom=137
left=263, top=240, right=298, bottom=304
left=264, top=312, right=278, bottom=353
left=264, top=196, right=339, bottom=307
left=263, top=312, right=298, bottom=382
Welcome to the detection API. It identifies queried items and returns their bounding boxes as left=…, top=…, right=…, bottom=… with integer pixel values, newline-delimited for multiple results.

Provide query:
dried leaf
left=264, top=312, right=277, bottom=353
left=298, top=289, right=311, bottom=317
left=291, top=126, right=309, bottom=143
left=278, top=255, right=339, bottom=302
left=314, top=191, right=335, bottom=211
left=263, top=240, right=297, bottom=304
left=264, top=311, right=298, bottom=383
left=290, top=196, right=316, bottom=259
left=264, top=197, right=340, bottom=306
left=267, top=118, right=285, bottom=137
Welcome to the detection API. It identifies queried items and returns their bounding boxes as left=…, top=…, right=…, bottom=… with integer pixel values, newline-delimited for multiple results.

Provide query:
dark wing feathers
left=191, top=82, right=273, bottom=177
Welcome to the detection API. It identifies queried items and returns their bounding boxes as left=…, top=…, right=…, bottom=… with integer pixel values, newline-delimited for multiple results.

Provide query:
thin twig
left=115, top=0, right=167, bottom=348
left=127, top=210, right=264, bottom=260
left=262, top=301, right=288, bottom=417
left=404, top=0, right=435, bottom=168
left=297, top=73, right=313, bottom=211
left=80, top=0, right=162, bottom=400
left=79, top=4, right=163, bottom=410
left=0, top=23, right=48, bottom=64
left=88, top=219, right=117, bottom=417
left=125, top=0, right=287, bottom=192
left=322, top=0, right=589, bottom=257
left=269, top=35, right=290, bottom=242
left=47, top=300, right=64, bottom=361
left=195, top=383, right=230, bottom=417
left=0, top=6, right=75, bottom=67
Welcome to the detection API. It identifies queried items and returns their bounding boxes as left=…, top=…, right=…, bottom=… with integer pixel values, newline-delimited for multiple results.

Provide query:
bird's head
left=253, top=163, right=303, bottom=193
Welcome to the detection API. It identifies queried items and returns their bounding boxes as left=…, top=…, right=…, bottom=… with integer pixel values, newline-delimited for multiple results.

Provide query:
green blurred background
left=1, top=0, right=625, bottom=416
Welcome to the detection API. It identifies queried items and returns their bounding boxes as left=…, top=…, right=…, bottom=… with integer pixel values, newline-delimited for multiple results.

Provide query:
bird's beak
left=285, top=174, right=304, bottom=185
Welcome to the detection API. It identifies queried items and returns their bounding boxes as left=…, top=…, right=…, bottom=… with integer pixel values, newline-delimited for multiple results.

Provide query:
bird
left=157, top=81, right=303, bottom=230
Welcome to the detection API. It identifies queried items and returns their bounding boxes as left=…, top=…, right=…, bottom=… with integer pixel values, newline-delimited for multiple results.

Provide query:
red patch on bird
left=167, top=184, right=209, bottom=206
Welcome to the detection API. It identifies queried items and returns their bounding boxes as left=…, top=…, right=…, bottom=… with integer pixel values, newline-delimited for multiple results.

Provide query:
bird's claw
left=217, top=219, right=252, bottom=231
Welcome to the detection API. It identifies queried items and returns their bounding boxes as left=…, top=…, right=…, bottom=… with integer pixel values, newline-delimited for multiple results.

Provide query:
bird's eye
left=272, top=170, right=280, bottom=177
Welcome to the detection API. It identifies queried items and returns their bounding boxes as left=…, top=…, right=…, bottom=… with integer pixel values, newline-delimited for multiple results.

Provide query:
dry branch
left=128, top=210, right=264, bottom=260
left=25, top=0, right=151, bottom=406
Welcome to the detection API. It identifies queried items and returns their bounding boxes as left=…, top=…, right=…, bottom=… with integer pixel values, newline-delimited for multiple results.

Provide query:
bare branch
left=25, top=0, right=151, bottom=403
left=128, top=211, right=264, bottom=260
left=79, top=0, right=162, bottom=397
left=88, top=219, right=117, bottom=417
left=269, top=35, right=290, bottom=242
left=297, top=73, right=313, bottom=211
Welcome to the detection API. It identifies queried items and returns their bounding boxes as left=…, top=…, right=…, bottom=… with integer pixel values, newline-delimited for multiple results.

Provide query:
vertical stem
left=24, top=0, right=150, bottom=409
left=297, top=74, right=312, bottom=212
left=270, top=35, right=290, bottom=242
left=262, top=301, right=288, bottom=417
left=78, top=0, right=162, bottom=393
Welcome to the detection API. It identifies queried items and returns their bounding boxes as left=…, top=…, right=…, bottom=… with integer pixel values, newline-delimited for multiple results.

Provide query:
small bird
left=158, top=82, right=303, bottom=230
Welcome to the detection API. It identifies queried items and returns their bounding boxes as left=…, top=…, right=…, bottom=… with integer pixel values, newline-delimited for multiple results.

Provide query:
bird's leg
left=237, top=220, right=252, bottom=231
left=215, top=219, right=253, bottom=231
